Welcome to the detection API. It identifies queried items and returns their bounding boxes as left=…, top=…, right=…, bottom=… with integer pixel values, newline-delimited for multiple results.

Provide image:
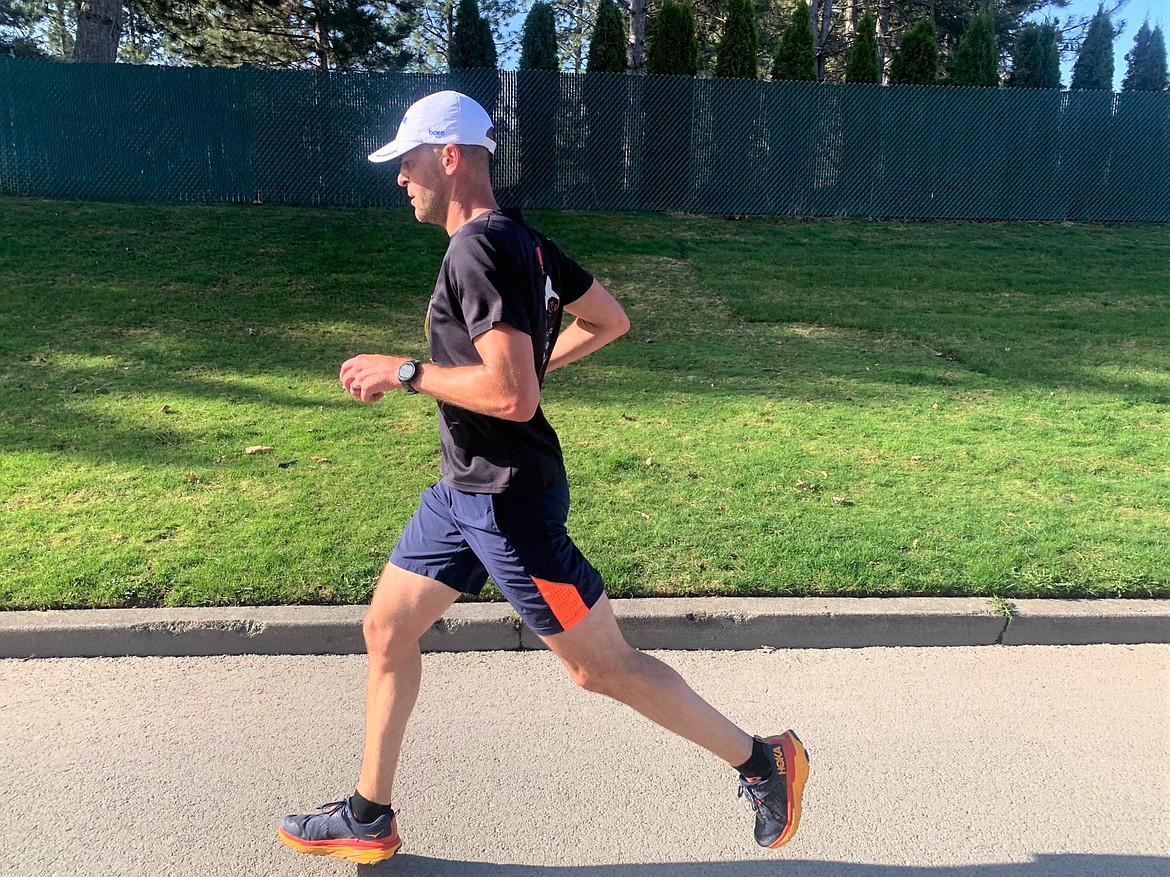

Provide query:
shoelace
left=311, top=800, right=375, bottom=839
left=316, top=799, right=395, bottom=836
left=737, top=777, right=780, bottom=818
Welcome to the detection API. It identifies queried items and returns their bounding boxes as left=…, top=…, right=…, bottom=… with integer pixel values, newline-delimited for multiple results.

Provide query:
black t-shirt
left=427, top=209, right=593, bottom=493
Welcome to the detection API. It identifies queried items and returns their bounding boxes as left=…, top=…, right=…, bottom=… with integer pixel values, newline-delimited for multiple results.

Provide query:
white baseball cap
left=368, top=91, right=497, bottom=163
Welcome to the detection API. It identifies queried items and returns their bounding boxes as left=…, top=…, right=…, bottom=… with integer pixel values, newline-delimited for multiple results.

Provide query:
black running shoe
left=278, top=798, right=402, bottom=864
left=737, top=730, right=810, bottom=848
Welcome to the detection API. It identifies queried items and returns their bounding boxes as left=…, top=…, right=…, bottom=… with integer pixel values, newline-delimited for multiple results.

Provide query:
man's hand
left=339, top=326, right=540, bottom=419
left=339, top=354, right=408, bottom=403
left=547, top=281, right=630, bottom=374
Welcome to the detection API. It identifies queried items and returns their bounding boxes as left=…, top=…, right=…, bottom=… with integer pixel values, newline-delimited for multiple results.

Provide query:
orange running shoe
left=737, top=730, right=810, bottom=848
left=278, top=799, right=402, bottom=865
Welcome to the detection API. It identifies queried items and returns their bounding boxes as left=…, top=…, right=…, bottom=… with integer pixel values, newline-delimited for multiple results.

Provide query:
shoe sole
left=278, top=826, right=402, bottom=865
left=762, top=729, right=810, bottom=849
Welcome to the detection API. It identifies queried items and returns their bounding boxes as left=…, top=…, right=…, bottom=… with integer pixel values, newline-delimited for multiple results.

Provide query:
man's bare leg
left=540, top=594, right=754, bottom=767
left=356, top=563, right=462, bottom=804
left=278, top=562, right=460, bottom=863
left=540, top=593, right=810, bottom=849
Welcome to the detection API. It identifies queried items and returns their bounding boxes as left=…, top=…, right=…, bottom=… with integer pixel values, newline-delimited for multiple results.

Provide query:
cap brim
left=368, top=139, right=418, bottom=163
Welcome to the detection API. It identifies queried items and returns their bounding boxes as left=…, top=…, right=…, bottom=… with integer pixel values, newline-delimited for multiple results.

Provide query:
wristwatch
left=397, top=360, right=421, bottom=394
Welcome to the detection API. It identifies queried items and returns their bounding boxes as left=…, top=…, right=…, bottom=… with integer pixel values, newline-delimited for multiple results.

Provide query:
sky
left=1052, top=0, right=1166, bottom=90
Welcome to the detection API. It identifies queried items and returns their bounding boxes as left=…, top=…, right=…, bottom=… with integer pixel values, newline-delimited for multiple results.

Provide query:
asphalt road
left=3, top=645, right=1168, bottom=877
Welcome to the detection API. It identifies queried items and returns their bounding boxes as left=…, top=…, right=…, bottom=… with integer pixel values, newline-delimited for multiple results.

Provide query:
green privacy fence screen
left=2, top=58, right=1168, bottom=220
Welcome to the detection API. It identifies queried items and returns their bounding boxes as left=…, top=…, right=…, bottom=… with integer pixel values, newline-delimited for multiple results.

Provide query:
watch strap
left=399, top=360, right=421, bottom=394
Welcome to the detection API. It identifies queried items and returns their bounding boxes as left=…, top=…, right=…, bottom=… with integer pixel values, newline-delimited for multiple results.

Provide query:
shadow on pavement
left=360, top=854, right=1170, bottom=877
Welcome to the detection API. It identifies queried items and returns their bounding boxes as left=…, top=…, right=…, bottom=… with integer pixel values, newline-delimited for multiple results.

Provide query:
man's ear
left=439, top=143, right=461, bottom=176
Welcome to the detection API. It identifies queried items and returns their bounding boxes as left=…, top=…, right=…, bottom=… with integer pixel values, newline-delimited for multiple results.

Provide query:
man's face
left=397, top=144, right=448, bottom=226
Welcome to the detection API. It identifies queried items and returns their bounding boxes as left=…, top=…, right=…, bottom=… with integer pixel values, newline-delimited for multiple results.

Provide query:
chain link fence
left=2, top=58, right=1167, bottom=220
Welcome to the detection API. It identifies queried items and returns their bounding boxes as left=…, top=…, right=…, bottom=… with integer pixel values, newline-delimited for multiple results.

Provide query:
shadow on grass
left=3, top=313, right=1167, bottom=468
left=5, top=202, right=1168, bottom=468
left=360, top=854, right=1169, bottom=877
left=2, top=331, right=394, bottom=465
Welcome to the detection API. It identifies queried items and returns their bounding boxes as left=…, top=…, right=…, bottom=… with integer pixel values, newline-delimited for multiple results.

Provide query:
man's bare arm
left=546, top=280, right=630, bottom=374
left=339, top=324, right=541, bottom=422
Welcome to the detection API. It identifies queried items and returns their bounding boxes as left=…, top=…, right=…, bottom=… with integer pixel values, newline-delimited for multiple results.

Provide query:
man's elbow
left=497, top=386, right=541, bottom=422
left=612, top=309, right=631, bottom=339
left=587, top=308, right=630, bottom=342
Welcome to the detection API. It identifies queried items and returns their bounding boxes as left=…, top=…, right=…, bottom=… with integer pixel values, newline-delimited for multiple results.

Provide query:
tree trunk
left=810, top=0, right=832, bottom=81
left=875, top=0, right=889, bottom=84
left=809, top=0, right=819, bottom=80
left=73, top=0, right=122, bottom=62
left=573, top=0, right=586, bottom=73
left=52, top=0, right=74, bottom=58
left=446, top=5, right=455, bottom=60
left=627, top=0, right=646, bottom=73
left=314, top=13, right=329, bottom=70
left=125, top=0, right=138, bottom=59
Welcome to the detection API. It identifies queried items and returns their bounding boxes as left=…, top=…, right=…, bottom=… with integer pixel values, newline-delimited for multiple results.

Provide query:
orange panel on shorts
left=530, top=577, right=591, bottom=631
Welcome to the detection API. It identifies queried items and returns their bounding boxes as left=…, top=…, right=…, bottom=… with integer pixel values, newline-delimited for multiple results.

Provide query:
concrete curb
left=1, top=597, right=1167, bottom=658
left=1002, top=599, right=1170, bottom=645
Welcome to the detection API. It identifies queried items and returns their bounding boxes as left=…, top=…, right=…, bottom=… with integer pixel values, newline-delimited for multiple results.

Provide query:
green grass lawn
left=1, top=196, right=1167, bottom=609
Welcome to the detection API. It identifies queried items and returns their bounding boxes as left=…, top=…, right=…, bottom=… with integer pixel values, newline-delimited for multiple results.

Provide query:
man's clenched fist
left=339, top=354, right=407, bottom=403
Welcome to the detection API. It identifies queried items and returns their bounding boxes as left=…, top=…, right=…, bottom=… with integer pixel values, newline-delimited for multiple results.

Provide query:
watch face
left=397, top=360, right=421, bottom=388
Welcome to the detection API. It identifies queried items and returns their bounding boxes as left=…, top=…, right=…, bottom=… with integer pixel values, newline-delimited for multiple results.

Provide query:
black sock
left=349, top=790, right=394, bottom=824
left=735, top=737, right=775, bottom=780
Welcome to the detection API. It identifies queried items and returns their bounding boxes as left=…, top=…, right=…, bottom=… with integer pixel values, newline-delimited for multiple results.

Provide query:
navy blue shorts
left=389, top=480, right=606, bottom=636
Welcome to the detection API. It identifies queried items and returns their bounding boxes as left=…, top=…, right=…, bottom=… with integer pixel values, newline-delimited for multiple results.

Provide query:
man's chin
left=414, top=210, right=445, bottom=229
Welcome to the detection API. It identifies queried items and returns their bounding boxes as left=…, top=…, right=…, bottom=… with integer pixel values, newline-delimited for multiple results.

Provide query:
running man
left=277, top=90, right=809, bottom=864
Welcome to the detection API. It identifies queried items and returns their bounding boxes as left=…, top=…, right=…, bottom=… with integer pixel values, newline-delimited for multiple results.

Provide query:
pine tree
left=517, top=0, right=557, bottom=202
left=1006, top=22, right=1060, bottom=88
left=715, top=0, right=758, bottom=79
left=948, top=10, right=997, bottom=87
left=0, top=0, right=50, bottom=58
left=1070, top=6, right=1113, bottom=91
left=547, top=0, right=592, bottom=74
left=118, top=3, right=169, bottom=64
left=400, top=0, right=522, bottom=73
left=35, top=0, right=76, bottom=59
left=142, top=0, right=416, bottom=71
left=889, top=16, right=938, bottom=85
left=586, top=0, right=626, bottom=72
left=519, top=1, right=558, bottom=69
left=319, top=0, right=416, bottom=70
left=1122, top=22, right=1169, bottom=92
left=583, top=0, right=626, bottom=200
left=450, top=0, right=497, bottom=68
left=844, top=9, right=879, bottom=84
left=645, top=0, right=698, bottom=76
left=771, top=0, right=814, bottom=82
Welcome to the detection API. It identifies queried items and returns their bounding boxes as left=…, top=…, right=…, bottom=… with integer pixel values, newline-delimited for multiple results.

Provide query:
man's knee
left=362, top=564, right=461, bottom=666
left=563, top=647, right=641, bottom=698
left=362, top=612, right=418, bottom=664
